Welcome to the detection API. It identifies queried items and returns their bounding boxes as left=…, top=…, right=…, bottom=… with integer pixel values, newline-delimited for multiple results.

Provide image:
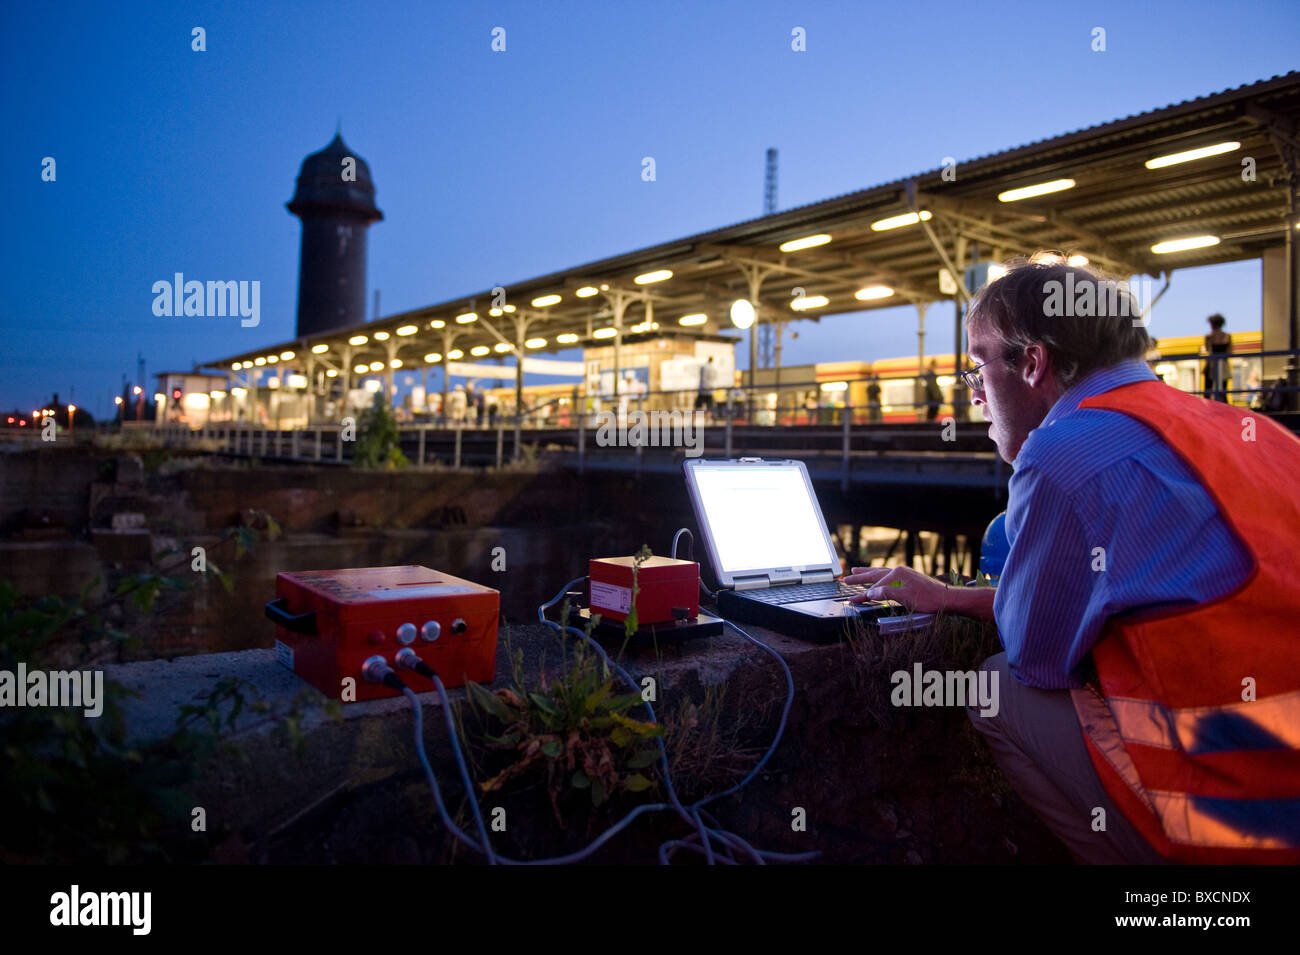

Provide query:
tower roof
left=286, top=132, right=383, bottom=221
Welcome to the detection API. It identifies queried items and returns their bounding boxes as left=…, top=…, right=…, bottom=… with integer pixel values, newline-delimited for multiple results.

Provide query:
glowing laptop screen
left=690, top=462, right=836, bottom=576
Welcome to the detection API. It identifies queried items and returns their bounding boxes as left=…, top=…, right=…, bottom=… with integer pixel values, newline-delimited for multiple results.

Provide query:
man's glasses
left=961, top=349, right=1020, bottom=391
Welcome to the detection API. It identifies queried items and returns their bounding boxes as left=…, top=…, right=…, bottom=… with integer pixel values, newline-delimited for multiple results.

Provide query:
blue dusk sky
left=3, top=0, right=1297, bottom=417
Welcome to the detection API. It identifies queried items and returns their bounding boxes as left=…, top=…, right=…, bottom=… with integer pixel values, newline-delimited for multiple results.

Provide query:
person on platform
left=866, top=373, right=883, bottom=423
left=695, top=357, right=717, bottom=420
left=845, top=258, right=1300, bottom=865
left=1202, top=313, right=1233, bottom=402
left=922, top=360, right=943, bottom=421
left=448, top=384, right=468, bottom=426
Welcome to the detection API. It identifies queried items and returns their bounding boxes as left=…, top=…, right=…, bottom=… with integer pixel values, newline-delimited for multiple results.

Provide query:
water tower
left=286, top=131, right=383, bottom=337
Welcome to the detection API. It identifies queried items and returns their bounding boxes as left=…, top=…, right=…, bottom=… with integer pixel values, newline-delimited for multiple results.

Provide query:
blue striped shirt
left=994, top=358, right=1254, bottom=689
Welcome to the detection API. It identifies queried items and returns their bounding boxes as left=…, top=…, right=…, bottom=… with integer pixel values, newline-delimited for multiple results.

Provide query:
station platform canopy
left=206, top=71, right=1300, bottom=380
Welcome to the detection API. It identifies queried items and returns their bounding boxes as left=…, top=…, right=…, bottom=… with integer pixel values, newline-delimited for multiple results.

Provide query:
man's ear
left=1021, top=343, right=1052, bottom=388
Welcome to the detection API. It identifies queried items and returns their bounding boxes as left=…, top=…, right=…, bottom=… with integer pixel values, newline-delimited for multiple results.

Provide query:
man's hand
left=843, top=565, right=950, bottom=613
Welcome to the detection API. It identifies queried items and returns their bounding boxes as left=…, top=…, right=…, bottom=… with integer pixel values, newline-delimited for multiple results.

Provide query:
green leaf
left=606, top=692, right=643, bottom=713
left=540, top=739, right=562, bottom=759
left=623, top=773, right=653, bottom=792
left=610, top=726, right=631, bottom=747
left=467, top=681, right=513, bottom=723
left=571, top=769, right=590, bottom=789
left=626, top=747, right=658, bottom=769
left=583, top=681, right=613, bottom=714
left=591, top=777, right=607, bottom=807
left=528, top=691, right=558, bottom=715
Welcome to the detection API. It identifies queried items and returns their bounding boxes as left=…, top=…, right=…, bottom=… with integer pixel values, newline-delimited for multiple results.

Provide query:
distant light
left=325, top=369, right=338, bottom=377
left=592, top=327, right=617, bottom=339
left=1067, top=254, right=1089, bottom=267
left=820, top=381, right=848, bottom=393
left=266, top=378, right=280, bottom=389
left=396, top=325, right=418, bottom=337
left=489, top=308, right=502, bottom=316
left=629, top=321, right=652, bottom=333
left=368, top=361, right=384, bottom=371
left=133, top=386, right=143, bottom=395
left=575, top=286, right=599, bottom=298
left=373, top=331, right=390, bottom=341
left=1145, top=141, right=1239, bottom=169
left=266, top=355, right=279, bottom=364
left=424, top=352, right=442, bottom=363
left=115, top=396, right=124, bottom=405
left=779, top=234, right=831, bottom=253
left=730, top=299, right=755, bottom=330
left=388, top=359, right=402, bottom=369
left=525, top=337, right=547, bottom=349
left=470, top=345, right=491, bottom=356
left=363, top=379, right=382, bottom=393
left=311, top=344, right=329, bottom=354
left=679, top=313, right=707, bottom=326
left=456, top=312, right=478, bottom=324
left=348, top=335, right=368, bottom=346
left=231, top=387, right=247, bottom=397
left=280, top=350, right=295, bottom=360
left=998, top=178, right=1076, bottom=202
left=447, top=349, right=464, bottom=359
left=1155, top=363, right=1178, bottom=377
left=1152, top=235, right=1220, bottom=254
left=494, top=342, right=512, bottom=353
left=153, top=393, right=165, bottom=402
left=854, top=286, right=894, bottom=301
left=503, top=304, right=516, bottom=312
left=556, top=333, right=579, bottom=344
left=354, top=364, right=368, bottom=374
left=871, top=210, right=932, bottom=231
left=531, top=294, right=562, bottom=307
left=633, top=269, right=672, bottom=285
left=209, top=390, right=226, bottom=399
left=791, top=295, right=829, bottom=311
left=936, top=376, right=956, bottom=388
left=430, top=319, right=446, bottom=329
left=231, top=362, right=243, bottom=370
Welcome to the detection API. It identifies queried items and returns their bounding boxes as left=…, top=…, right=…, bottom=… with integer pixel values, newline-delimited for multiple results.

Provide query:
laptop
left=683, top=457, right=891, bottom=642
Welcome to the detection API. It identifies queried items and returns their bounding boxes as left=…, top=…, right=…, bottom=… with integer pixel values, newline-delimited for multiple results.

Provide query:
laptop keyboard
left=744, top=581, right=871, bottom=605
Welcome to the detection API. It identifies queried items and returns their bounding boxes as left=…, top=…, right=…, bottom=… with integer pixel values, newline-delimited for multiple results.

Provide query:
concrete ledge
left=95, top=618, right=1067, bottom=864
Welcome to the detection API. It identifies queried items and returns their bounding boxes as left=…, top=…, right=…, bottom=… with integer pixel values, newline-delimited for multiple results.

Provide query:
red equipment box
left=588, top=556, right=700, bottom=625
left=266, top=565, right=499, bottom=703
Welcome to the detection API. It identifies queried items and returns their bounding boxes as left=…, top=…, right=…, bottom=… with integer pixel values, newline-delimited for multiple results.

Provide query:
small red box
left=268, top=565, right=498, bottom=703
left=588, top=556, right=699, bottom=625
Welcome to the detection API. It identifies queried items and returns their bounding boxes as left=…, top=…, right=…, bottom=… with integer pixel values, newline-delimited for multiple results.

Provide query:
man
left=922, top=360, right=943, bottom=421
left=845, top=259, right=1300, bottom=864
left=696, top=357, right=716, bottom=419
left=866, top=373, right=883, bottom=423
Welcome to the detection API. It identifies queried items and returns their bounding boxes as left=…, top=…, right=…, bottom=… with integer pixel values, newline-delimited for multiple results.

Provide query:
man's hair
left=1208, top=313, right=1226, bottom=329
left=966, top=257, right=1152, bottom=388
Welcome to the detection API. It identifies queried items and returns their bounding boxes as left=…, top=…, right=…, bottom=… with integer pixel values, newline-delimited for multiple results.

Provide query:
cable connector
left=395, top=647, right=436, bottom=681
left=362, top=654, right=407, bottom=692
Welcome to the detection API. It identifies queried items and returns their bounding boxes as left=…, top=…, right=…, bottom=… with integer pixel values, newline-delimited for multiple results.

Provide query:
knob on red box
left=265, top=565, right=499, bottom=703
left=588, top=556, right=700, bottom=626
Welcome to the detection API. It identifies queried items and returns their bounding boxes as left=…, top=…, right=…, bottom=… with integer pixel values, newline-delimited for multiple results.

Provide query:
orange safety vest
left=1070, top=380, right=1300, bottom=863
